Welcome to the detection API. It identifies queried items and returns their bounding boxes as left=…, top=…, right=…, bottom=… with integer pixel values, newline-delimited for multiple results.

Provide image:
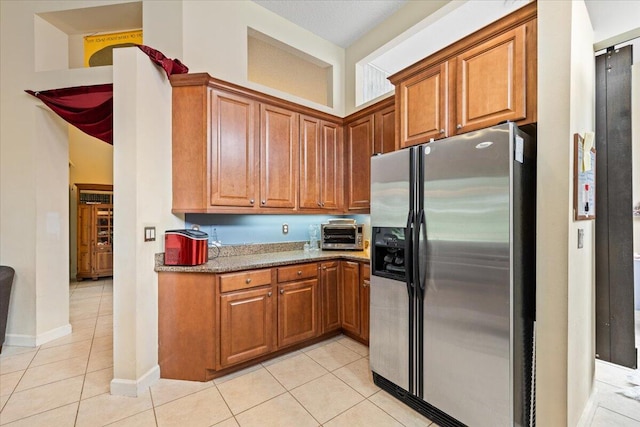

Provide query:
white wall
left=181, top=0, right=345, bottom=116
left=566, top=2, right=596, bottom=425
left=536, top=1, right=595, bottom=425
left=0, top=0, right=123, bottom=347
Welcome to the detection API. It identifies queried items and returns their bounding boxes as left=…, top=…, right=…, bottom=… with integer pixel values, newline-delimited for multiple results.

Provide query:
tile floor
left=1, top=278, right=639, bottom=426
left=0, top=279, right=437, bottom=426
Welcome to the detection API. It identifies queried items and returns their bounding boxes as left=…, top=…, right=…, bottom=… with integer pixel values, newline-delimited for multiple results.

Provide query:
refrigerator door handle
left=405, top=210, right=415, bottom=298
left=414, top=209, right=427, bottom=300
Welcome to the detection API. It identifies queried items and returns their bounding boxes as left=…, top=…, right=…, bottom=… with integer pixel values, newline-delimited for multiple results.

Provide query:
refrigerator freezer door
left=421, top=124, right=513, bottom=427
left=371, top=149, right=412, bottom=228
left=370, top=275, right=410, bottom=391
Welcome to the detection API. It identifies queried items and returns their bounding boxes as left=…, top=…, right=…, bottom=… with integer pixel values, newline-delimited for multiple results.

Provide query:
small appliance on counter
left=164, top=229, right=208, bottom=266
left=320, top=219, right=364, bottom=250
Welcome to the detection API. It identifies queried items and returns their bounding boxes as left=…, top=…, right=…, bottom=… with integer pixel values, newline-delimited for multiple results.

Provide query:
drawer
left=219, top=268, right=272, bottom=293
left=277, top=263, right=318, bottom=283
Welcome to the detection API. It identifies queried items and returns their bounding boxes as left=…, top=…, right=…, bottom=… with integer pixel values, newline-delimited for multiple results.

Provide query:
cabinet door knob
left=250, top=199, right=255, bottom=204
left=280, top=289, right=284, bottom=295
left=261, top=200, right=266, bottom=205
left=322, top=266, right=327, bottom=270
left=317, top=202, right=321, bottom=206
left=321, top=203, right=325, bottom=207
left=245, top=278, right=252, bottom=284
left=267, top=291, right=272, bottom=297
left=456, top=124, right=462, bottom=130
left=297, top=270, right=302, bottom=275
left=440, top=129, right=445, bottom=134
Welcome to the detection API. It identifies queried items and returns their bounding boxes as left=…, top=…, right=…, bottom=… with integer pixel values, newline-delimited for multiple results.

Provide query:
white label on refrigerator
left=515, top=136, right=524, bottom=163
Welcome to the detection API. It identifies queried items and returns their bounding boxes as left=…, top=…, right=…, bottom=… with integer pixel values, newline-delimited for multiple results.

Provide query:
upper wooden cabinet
left=345, top=115, right=373, bottom=212
left=391, top=2, right=537, bottom=148
left=210, top=89, right=259, bottom=208
left=260, top=104, right=298, bottom=208
left=374, top=104, right=396, bottom=154
left=299, top=116, right=344, bottom=211
left=170, top=74, right=343, bottom=214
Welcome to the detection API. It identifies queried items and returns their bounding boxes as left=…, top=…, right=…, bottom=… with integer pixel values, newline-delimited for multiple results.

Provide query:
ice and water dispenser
left=371, top=227, right=410, bottom=281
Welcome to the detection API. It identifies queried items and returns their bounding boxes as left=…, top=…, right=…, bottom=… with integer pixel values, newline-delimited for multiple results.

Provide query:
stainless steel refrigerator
left=369, top=122, right=536, bottom=427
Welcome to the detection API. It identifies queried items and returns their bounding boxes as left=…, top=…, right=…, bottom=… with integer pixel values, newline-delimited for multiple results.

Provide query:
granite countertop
left=155, top=241, right=370, bottom=274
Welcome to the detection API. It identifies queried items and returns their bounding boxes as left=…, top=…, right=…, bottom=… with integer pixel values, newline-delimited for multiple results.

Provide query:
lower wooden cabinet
left=219, top=286, right=274, bottom=368
left=341, top=261, right=361, bottom=336
left=158, top=259, right=370, bottom=381
left=320, top=261, right=341, bottom=333
left=277, top=279, right=318, bottom=348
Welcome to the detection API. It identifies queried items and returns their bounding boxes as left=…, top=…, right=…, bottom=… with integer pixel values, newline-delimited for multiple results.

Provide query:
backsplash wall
left=185, top=214, right=370, bottom=245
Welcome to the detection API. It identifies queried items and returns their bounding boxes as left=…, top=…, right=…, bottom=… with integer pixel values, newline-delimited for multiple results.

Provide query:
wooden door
left=374, top=105, right=396, bottom=154
left=399, top=62, right=449, bottom=148
left=320, top=122, right=343, bottom=210
left=340, top=261, right=361, bottom=335
left=77, top=204, right=92, bottom=278
left=260, top=104, right=298, bottom=209
left=277, top=279, right=318, bottom=348
left=360, top=263, right=370, bottom=343
left=345, top=115, right=373, bottom=211
left=320, top=261, right=341, bottom=333
left=456, top=25, right=526, bottom=134
left=299, top=115, right=321, bottom=209
left=210, top=89, right=259, bottom=208
left=219, top=286, right=274, bottom=368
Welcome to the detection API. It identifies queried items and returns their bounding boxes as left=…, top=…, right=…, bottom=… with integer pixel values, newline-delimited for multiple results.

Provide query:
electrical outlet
left=282, top=223, right=289, bottom=234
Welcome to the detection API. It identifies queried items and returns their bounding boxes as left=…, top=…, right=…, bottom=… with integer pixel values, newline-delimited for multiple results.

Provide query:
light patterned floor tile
left=70, top=318, right=97, bottom=332
left=596, top=360, right=638, bottom=389
left=304, top=341, right=361, bottom=372
left=333, top=358, right=379, bottom=397
left=149, top=378, right=214, bottom=407
left=591, top=406, right=640, bottom=427
left=299, top=335, right=342, bottom=353
left=0, top=346, right=38, bottom=358
left=1, top=394, right=9, bottom=411
left=15, top=356, right=88, bottom=391
left=213, top=418, right=239, bottom=427
left=336, top=337, right=369, bottom=357
left=0, top=350, right=37, bottom=375
left=30, top=339, right=92, bottom=367
left=91, top=335, right=113, bottom=353
left=217, top=368, right=285, bottom=415
left=264, top=353, right=327, bottom=390
left=324, top=399, right=403, bottom=427
left=1, top=401, right=78, bottom=427
left=106, top=409, right=157, bottom=427
left=369, top=390, right=434, bottom=427
left=87, top=348, right=113, bottom=372
left=154, top=386, right=231, bottom=427
left=213, top=364, right=263, bottom=386
left=41, top=327, right=95, bottom=349
left=591, top=381, right=640, bottom=422
left=235, top=393, right=318, bottom=427
left=260, top=350, right=303, bottom=368
left=0, top=375, right=83, bottom=424
left=75, top=388, right=153, bottom=427
left=290, top=373, right=363, bottom=424
left=82, top=367, right=113, bottom=400
left=0, top=370, right=24, bottom=397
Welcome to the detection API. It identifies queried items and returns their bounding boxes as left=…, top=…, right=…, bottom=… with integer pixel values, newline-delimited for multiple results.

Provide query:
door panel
left=299, top=115, right=320, bottom=209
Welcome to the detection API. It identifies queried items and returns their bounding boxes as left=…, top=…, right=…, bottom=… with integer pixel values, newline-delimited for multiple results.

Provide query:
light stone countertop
left=155, top=241, right=369, bottom=274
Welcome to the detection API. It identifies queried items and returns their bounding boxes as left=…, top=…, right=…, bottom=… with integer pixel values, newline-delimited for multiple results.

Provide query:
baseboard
left=5, top=323, right=72, bottom=347
left=110, top=365, right=160, bottom=397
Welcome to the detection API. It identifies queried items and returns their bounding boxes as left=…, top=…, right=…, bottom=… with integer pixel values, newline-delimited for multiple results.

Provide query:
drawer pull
left=280, top=289, right=284, bottom=295
left=363, top=280, right=370, bottom=288
left=246, top=278, right=252, bottom=284
left=297, top=270, right=302, bottom=275
left=268, top=291, right=272, bottom=297
left=250, top=199, right=255, bottom=204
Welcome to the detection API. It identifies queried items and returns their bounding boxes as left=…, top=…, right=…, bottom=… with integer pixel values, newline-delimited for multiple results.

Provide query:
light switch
left=144, top=226, right=156, bottom=242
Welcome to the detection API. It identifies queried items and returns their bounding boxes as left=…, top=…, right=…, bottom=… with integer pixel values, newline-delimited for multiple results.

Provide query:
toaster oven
left=320, top=219, right=364, bottom=250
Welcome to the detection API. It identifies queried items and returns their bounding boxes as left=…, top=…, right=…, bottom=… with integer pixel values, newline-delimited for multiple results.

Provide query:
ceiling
left=252, top=0, right=640, bottom=50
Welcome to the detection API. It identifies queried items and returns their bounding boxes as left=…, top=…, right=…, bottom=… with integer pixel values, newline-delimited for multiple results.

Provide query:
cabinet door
left=277, top=279, right=318, bottom=348
left=260, top=104, right=298, bottom=208
left=77, top=204, right=91, bottom=277
left=345, top=115, right=373, bottom=211
left=219, top=287, right=274, bottom=368
left=320, top=261, right=341, bottom=333
left=320, top=122, right=343, bottom=210
left=399, top=62, right=449, bottom=148
left=456, top=25, right=526, bottom=134
left=299, top=115, right=321, bottom=209
left=360, top=264, right=371, bottom=343
left=374, top=105, right=396, bottom=154
left=340, top=261, right=361, bottom=335
left=210, top=89, right=259, bottom=208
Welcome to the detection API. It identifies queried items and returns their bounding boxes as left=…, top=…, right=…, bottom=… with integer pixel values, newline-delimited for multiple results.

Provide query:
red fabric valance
left=25, top=45, right=188, bottom=144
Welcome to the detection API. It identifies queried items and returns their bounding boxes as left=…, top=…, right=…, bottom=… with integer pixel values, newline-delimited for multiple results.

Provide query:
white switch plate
left=144, top=226, right=156, bottom=242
